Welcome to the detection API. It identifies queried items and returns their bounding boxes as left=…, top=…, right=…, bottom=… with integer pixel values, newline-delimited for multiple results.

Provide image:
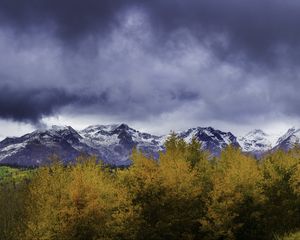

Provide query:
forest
left=1, top=134, right=300, bottom=240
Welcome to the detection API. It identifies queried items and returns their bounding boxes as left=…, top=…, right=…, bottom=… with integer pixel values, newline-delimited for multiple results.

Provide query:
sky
left=0, top=0, right=300, bottom=138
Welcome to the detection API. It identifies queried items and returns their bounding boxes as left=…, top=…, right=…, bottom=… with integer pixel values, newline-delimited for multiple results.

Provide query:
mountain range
left=0, top=124, right=298, bottom=167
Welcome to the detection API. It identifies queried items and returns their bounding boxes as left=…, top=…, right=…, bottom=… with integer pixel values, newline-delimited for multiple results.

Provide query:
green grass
left=283, top=232, right=300, bottom=240
left=276, top=232, right=300, bottom=240
left=0, top=166, right=32, bottom=184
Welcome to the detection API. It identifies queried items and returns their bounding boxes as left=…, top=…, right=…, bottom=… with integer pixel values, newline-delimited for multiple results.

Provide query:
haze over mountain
left=0, top=124, right=298, bottom=167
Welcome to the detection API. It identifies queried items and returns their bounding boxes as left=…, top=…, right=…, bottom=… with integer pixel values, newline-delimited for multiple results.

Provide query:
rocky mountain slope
left=273, top=127, right=300, bottom=151
left=237, top=129, right=278, bottom=157
left=179, top=127, right=239, bottom=155
left=0, top=124, right=238, bottom=167
left=0, top=124, right=298, bottom=167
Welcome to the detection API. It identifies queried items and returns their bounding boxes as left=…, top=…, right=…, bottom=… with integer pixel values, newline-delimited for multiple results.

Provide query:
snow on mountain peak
left=247, top=129, right=267, bottom=136
left=82, top=124, right=119, bottom=133
left=275, top=127, right=300, bottom=150
left=2, top=123, right=300, bottom=167
left=276, top=127, right=298, bottom=143
left=178, top=126, right=239, bottom=155
left=238, top=129, right=273, bottom=153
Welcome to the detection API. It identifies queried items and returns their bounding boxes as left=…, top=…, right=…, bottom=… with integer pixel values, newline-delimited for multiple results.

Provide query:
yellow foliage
left=2, top=136, right=300, bottom=240
left=24, top=157, right=136, bottom=240
left=202, top=146, right=263, bottom=239
left=118, top=137, right=206, bottom=240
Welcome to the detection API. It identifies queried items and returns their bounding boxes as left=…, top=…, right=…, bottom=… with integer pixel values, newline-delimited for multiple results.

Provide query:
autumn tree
left=201, top=146, right=264, bottom=240
left=260, top=148, right=300, bottom=238
left=0, top=180, right=28, bottom=240
left=119, top=134, right=209, bottom=240
left=24, top=156, right=136, bottom=240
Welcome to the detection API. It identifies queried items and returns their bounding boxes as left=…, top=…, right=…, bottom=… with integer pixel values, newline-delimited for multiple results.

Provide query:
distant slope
left=273, top=127, right=300, bottom=151
left=178, top=127, right=240, bottom=155
left=238, top=129, right=278, bottom=157
left=0, top=126, right=87, bottom=167
left=0, top=124, right=240, bottom=167
left=0, top=124, right=299, bottom=167
left=79, top=124, right=164, bottom=165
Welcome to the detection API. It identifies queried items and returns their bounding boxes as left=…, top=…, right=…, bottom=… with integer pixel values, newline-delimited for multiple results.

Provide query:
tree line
left=1, top=134, right=300, bottom=240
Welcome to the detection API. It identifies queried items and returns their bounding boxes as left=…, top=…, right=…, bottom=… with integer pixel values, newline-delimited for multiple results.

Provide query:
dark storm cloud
left=0, top=0, right=300, bottom=63
left=143, top=0, right=300, bottom=64
left=0, top=85, right=76, bottom=123
left=0, top=0, right=299, bottom=127
left=0, top=0, right=129, bottom=43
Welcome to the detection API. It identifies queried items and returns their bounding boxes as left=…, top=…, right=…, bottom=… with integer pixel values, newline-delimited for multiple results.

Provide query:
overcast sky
left=0, top=0, right=300, bottom=138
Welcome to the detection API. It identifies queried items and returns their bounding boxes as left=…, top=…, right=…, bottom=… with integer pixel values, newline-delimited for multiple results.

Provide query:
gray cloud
left=1, top=0, right=300, bottom=64
left=0, top=85, right=76, bottom=123
left=142, top=0, right=300, bottom=65
left=0, top=0, right=299, bottom=132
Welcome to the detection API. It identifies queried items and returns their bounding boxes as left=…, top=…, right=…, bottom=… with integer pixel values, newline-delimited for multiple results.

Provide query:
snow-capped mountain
left=0, top=126, right=86, bottom=167
left=274, top=127, right=300, bottom=151
left=0, top=124, right=164, bottom=167
left=0, top=124, right=299, bottom=167
left=238, top=129, right=274, bottom=156
left=79, top=124, right=164, bottom=165
left=178, top=127, right=240, bottom=155
left=237, top=129, right=286, bottom=157
left=0, top=124, right=240, bottom=167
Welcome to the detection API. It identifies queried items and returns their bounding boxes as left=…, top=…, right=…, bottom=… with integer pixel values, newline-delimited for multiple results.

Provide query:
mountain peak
left=178, top=126, right=239, bottom=155
left=50, top=125, right=70, bottom=130
left=1, top=124, right=300, bottom=167
left=275, top=127, right=300, bottom=150
left=250, top=129, right=266, bottom=135
left=114, top=123, right=130, bottom=131
left=82, top=123, right=132, bottom=133
left=238, top=129, right=273, bottom=154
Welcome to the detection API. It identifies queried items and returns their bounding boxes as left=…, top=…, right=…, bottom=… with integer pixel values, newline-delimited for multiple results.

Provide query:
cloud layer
left=0, top=0, right=299, bottom=132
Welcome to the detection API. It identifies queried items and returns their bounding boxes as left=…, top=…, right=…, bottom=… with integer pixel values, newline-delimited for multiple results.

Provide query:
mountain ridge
left=0, top=124, right=298, bottom=167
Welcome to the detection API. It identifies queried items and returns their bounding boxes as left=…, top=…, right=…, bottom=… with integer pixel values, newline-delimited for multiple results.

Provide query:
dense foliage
left=0, top=166, right=32, bottom=184
left=1, top=135, right=300, bottom=239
